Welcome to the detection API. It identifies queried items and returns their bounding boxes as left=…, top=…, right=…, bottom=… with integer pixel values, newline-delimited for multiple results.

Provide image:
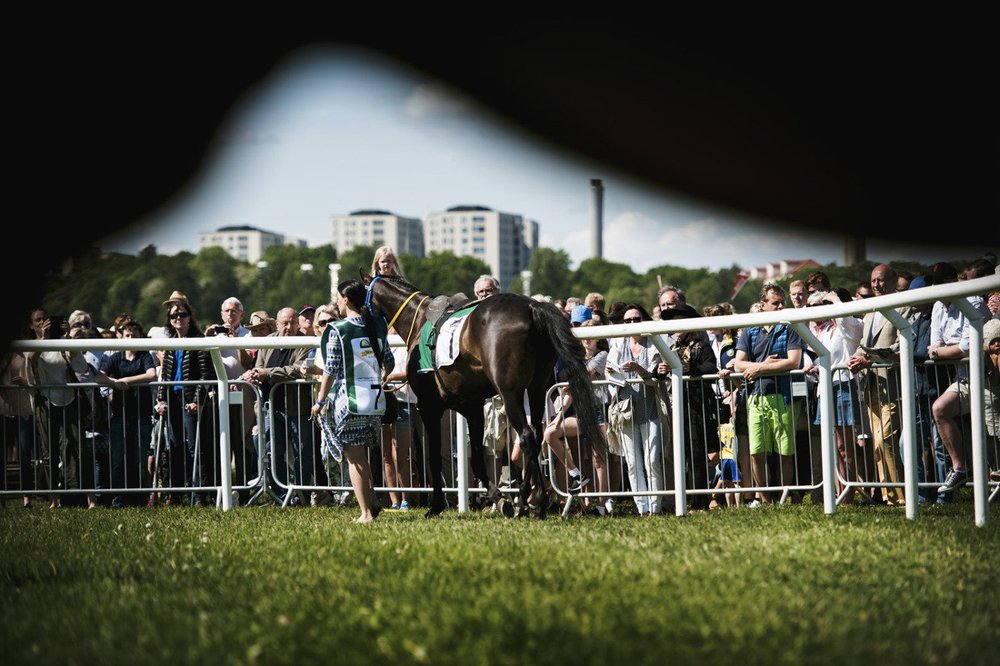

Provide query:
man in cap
left=570, top=304, right=593, bottom=327
left=298, top=305, right=316, bottom=337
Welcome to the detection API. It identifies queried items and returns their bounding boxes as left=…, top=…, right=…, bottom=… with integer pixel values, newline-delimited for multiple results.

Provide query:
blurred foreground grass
left=2, top=501, right=998, bottom=666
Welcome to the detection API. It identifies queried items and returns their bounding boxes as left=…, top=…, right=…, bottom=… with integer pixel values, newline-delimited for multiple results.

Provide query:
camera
left=209, top=324, right=230, bottom=336
left=46, top=315, right=68, bottom=339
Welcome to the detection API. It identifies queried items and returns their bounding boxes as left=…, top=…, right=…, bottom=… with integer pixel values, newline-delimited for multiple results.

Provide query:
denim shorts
left=814, top=381, right=860, bottom=427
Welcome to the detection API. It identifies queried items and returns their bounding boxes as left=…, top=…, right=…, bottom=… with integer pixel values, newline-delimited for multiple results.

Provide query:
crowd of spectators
left=6, top=252, right=998, bottom=515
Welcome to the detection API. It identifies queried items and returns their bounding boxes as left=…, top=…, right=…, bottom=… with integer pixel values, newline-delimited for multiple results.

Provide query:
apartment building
left=330, top=210, right=424, bottom=258
left=197, top=225, right=305, bottom=263
left=423, top=205, right=537, bottom=289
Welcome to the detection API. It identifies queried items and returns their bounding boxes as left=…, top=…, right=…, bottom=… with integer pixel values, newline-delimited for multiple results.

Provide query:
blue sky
left=99, top=44, right=987, bottom=273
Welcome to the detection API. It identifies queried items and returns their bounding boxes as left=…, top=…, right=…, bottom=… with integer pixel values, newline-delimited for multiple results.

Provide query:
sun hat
left=161, top=290, right=194, bottom=315
left=248, top=310, right=273, bottom=328
left=983, top=318, right=1000, bottom=350
left=658, top=303, right=701, bottom=320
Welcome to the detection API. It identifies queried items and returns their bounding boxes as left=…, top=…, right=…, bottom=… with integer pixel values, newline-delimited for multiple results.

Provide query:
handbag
left=607, top=396, right=632, bottom=427
left=380, top=390, right=399, bottom=425
left=483, top=395, right=509, bottom=455
left=605, top=396, right=632, bottom=456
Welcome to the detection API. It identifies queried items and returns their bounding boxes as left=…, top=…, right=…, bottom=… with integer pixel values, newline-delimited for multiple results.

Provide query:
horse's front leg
left=420, top=408, right=448, bottom=517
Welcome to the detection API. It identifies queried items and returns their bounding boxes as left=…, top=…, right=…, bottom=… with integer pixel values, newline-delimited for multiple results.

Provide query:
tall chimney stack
left=590, top=178, right=604, bottom=259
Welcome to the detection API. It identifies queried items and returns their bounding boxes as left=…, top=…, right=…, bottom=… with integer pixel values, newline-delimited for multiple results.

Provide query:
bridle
left=367, top=276, right=430, bottom=346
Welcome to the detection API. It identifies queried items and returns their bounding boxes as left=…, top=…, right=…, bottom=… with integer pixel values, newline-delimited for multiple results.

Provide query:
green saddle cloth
left=417, top=304, right=478, bottom=372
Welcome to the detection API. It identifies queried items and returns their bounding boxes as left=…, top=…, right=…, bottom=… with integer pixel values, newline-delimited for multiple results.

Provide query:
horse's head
left=361, top=273, right=427, bottom=327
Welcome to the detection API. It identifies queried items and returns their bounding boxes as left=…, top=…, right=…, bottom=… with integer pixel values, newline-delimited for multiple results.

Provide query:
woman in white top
left=607, top=303, right=666, bottom=516
left=803, top=289, right=865, bottom=503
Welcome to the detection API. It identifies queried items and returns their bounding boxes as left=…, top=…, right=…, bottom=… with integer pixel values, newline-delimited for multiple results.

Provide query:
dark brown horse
left=363, top=274, right=605, bottom=519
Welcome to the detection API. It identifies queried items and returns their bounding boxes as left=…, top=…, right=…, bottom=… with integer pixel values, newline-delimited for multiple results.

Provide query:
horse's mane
left=370, top=273, right=429, bottom=296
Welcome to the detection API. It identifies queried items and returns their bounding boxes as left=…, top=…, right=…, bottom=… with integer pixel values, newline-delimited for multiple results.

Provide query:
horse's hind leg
left=519, top=426, right=548, bottom=520
left=464, top=408, right=499, bottom=509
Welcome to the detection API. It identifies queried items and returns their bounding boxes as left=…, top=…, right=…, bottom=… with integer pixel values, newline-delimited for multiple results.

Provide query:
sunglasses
left=169, top=312, right=191, bottom=320
left=316, top=318, right=333, bottom=326
left=623, top=317, right=642, bottom=323
left=71, top=322, right=91, bottom=329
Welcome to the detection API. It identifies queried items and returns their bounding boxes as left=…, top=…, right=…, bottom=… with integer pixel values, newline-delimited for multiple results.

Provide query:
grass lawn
left=2, top=499, right=998, bottom=666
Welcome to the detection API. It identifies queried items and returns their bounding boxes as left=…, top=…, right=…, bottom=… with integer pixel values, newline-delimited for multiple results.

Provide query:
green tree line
left=30, top=242, right=970, bottom=334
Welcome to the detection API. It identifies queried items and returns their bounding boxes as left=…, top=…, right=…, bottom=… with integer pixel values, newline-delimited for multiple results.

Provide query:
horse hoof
left=424, top=503, right=446, bottom=518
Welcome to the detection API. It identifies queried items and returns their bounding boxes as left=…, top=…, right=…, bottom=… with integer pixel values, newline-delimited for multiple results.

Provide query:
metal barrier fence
left=6, top=271, right=999, bottom=523
left=4, top=361, right=997, bottom=515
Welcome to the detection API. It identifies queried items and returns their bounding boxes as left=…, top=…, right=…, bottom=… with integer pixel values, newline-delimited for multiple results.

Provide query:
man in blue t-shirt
left=733, top=283, right=804, bottom=506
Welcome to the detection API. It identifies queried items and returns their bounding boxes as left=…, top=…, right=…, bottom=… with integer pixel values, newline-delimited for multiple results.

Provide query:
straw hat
left=983, top=318, right=1000, bottom=351
left=248, top=310, right=276, bottom=334
left=161, top=290, right=194, bottom=315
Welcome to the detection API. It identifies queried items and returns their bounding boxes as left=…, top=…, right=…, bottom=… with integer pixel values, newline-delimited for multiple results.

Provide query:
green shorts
left=746, top=393, right=795, bottom=456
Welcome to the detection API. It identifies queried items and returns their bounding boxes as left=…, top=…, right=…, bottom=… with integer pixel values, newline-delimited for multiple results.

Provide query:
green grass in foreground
left=2, top=501, right=998, bottom=666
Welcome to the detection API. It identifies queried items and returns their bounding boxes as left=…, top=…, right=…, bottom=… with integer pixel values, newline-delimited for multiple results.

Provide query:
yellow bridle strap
left=387, top=290, right=424, bottom=331
left=384, top=293, right=430, bottom=394
left=404, top=295, right=430, bottom=347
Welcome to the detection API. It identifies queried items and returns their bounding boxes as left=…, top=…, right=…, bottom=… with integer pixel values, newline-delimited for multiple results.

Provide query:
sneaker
left=937, top=468, right=969, bottom=494
left=388, top=503, right=400, bottom=511
left=747, top=499, right=762, bottom=509
left=399, top=501, right=410, bottom=511
left=567, top=473, right=590, bottom=494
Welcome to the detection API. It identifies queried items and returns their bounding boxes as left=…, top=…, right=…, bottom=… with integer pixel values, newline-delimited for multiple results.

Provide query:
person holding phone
left=25, top=308, right=97, bottom=508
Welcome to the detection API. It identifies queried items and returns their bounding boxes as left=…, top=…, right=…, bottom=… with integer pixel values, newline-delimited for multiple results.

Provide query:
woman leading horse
left=363, top=274, right=606, bottom=519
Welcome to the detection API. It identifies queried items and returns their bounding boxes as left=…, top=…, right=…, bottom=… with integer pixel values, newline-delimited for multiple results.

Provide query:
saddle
left=424, top=292, right=471, bottom=350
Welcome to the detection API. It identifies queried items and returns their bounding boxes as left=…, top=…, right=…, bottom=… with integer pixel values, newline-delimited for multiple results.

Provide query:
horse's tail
left=530, top=302, right=608, bottom=461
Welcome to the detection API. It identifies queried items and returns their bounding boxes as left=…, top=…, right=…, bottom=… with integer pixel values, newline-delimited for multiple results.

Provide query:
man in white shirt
left=209, top=297, right=255, bottom=502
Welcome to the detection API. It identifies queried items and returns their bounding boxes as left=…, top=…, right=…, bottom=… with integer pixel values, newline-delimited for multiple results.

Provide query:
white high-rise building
left=330, top=210, right=424, bottom=257
left=424, top=205, right=536, bottom=289
left=197, top=225, right=304, bottom=263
